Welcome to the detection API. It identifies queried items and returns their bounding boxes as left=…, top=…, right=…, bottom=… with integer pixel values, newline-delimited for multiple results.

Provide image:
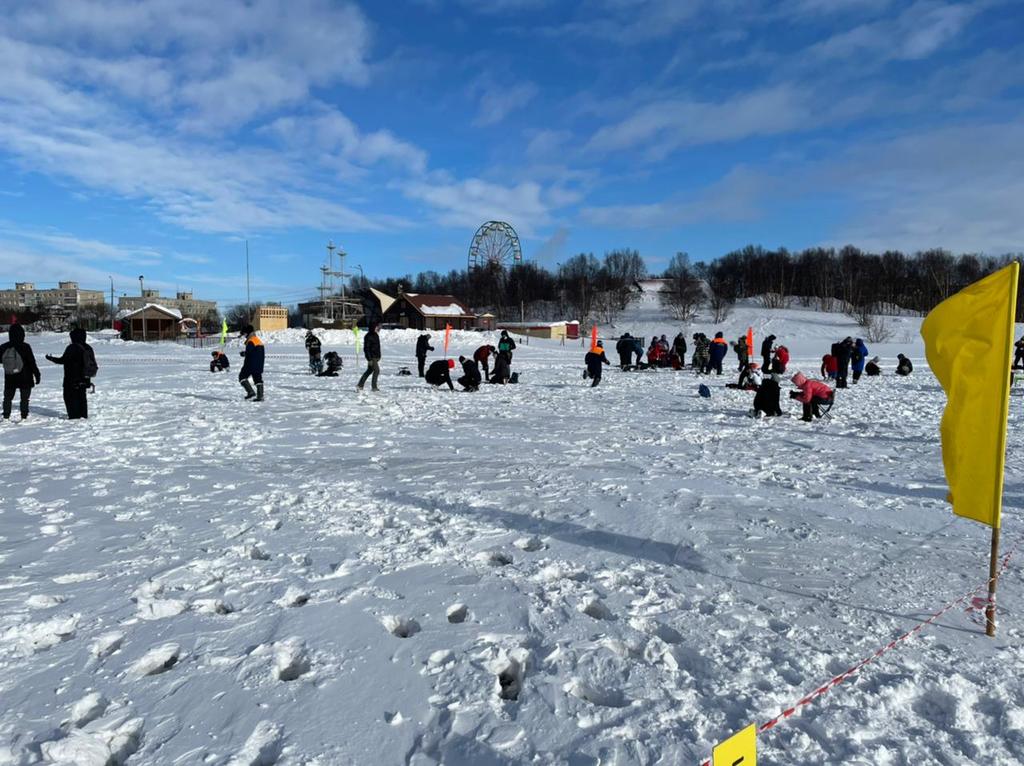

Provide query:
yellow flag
left=921, top=262, right=1019, bottom=528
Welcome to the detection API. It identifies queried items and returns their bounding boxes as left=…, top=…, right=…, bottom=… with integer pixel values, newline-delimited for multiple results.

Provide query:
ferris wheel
left=468, top=221, right=523, bottom=271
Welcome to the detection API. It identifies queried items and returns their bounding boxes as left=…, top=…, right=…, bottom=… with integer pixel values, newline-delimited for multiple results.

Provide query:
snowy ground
left=3, top=303, right=1024, bottom=766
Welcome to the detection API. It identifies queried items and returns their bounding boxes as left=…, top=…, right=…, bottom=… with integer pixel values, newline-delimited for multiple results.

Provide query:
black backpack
left=79, top=344, right=99, bottom=379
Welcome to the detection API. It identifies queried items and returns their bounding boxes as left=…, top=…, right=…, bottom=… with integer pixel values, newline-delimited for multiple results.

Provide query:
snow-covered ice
left=2, top=298, right=1024, bottom=764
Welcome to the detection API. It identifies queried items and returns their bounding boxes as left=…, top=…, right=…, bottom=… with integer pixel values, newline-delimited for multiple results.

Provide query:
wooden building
left=122, top=304, right=183, bottom=341
left=381, top=293, right=475, bottom=330
left=253, top=305, right=288, bottom=332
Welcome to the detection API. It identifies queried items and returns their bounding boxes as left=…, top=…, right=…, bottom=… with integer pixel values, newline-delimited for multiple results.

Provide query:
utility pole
left=138, top=275, right=146, bottom=342
left=245, top=240, right=251, bottom=320
left=326, top=240, right=336, bottom=324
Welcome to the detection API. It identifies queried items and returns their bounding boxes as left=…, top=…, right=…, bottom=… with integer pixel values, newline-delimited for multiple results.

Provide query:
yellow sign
left=713, top=724, right=756, bottom=766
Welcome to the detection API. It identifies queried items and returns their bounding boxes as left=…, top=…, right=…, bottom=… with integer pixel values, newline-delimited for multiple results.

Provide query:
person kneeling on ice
left=896, top=354, right=913, bottom=376
left=318, top=351, right=342, bottom=377
left=457, top=355, right=481, bottom=391
left=865, top=356, right=881, bottom=376
left=425, top=358, right=455, bottom=390
left=727, top=362, right=762, bottom=390
left=584, top=340, right=610, bottom=387
left=489, top=350, right=512, bottom=384
left=752, top=373, right=783, bottom=417
left=790, top=371, right=833, bottom=422
left=210, top=350, right=230, bottom=372
left=238, top=325, right=265, bottom=401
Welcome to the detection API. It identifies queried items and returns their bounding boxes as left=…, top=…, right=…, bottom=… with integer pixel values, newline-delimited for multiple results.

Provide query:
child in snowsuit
left=238, top=325, right=265, bottom=401
left=210, top=350, right=230, bottom=372
left=415, top=333, right=434, bottom=377
left=1, top=323, right=41, bottom=420
left=753, top=375, right=783, bottom=417
left=728, top=362, right=762, bottom=390
left=708, top=332, right=729, bottom=375
left=457, top=356, right=481, bottom=391
left=425, top=358, right=455, bottom=390
left=790, top=372, right=834, bottom=421
left=821, top=354, right=838, bottom=380
left=865, top=356, right=881, bottom=376
left=896, top=354, right=913, bottom=376
left=851, top=338, right=869, bottom=383
left=584, top=341, right=610, bottom=387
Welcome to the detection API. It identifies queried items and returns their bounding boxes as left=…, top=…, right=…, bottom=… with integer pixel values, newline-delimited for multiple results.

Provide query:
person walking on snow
left=1, top=323, right=41, bottom=420
left=415, top=333, right=434, bottom=377
left=498, top=330, right=516, bottom=362
left=584, top=341, right=610, bottom=387
left=304, top=330, right=322, bottom=375
left=760, top=334, right=776, bottom=370
left=457, top=355, right=481, bottom=391
left=708, top=332, right=729, bottom=375
left=357, top=323, right=382, bottom=391
left=238, top=325, right=265, bottom=401
left=474, top=344, right=496, bottom=378
left=46, top=327, right=95, bottom=419
left=851, top=338, right=869, bottom=383
left=790, top=371, right=834, bottom=422
left=425, top=358, right=455, bottom=390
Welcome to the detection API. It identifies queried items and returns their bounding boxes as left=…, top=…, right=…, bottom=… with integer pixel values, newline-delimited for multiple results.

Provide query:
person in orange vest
left=238, top=325, right=265, bottom=401
left=584, top=341, right=610, bottom=387
left=708, top=332, right=729, bottom=375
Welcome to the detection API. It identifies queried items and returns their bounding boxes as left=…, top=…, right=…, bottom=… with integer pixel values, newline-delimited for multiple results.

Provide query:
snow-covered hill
left=1, top=307, right=1022, bottom=765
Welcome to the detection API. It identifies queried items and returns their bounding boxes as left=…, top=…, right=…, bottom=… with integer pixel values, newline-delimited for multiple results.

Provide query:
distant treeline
left=363, top=245, right=1024, bottom=326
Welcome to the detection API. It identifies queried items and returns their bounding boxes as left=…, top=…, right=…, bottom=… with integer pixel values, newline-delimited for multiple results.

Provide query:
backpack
left=2, top=346, right=23, bottom=376
left=698, top=384, right=711, bottom=398
left=79, top=344, right=99, bottom=379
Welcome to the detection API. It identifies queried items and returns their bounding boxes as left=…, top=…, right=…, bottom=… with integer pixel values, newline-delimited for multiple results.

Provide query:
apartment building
left=0, top=281, right=105, bottom=308
left=117, top=289, right=217, bottom=319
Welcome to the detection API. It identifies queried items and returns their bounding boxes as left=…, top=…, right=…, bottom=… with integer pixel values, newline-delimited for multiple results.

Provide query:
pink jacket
left=791, top=372, right=833, bottom=403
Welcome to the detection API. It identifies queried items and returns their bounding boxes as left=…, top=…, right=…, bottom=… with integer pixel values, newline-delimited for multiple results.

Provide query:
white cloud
left=473, top=81, right=539, bottom=126
left=402, top=177, right=552, bottom=233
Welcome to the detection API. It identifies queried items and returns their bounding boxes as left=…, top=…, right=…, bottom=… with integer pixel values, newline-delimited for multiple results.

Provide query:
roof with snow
left=120, top=303, right=183, bottom=320
left=401, top=293, right=473, bottom=318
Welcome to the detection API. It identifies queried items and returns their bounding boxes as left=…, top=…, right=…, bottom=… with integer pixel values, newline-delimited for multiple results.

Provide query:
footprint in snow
left=273, top=638, right=311, bottom=682
left=579, top=597, right=614, bottom=621
left=446, top=603, right=468, bottom=624
left=382, top=615, right=421, bottom=638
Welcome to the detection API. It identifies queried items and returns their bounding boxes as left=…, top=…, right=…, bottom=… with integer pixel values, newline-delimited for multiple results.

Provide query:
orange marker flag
left=747, top=327, right=754, bottom=356
left=591, top=325, right=599, bottom=352
left=444, top=322, right=452, bottom=356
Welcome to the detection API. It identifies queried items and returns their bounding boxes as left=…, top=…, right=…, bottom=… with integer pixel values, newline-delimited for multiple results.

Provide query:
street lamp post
left=139, top=275, right=146, bottom=342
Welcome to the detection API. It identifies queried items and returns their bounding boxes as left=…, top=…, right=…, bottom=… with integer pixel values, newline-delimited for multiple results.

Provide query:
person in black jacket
left=357, top=323, right=382, bottom=391
left=896, top=354, right=913, bottom=376
left=1014, top=338, right=1024, bottom=369
left=752, top=374, right=783, bottom=417
left=457, top=355, right=481, bottom=391
left=46, top=327, right=90, bottom=419
left=672, top=333, right=687, bottom=368
left=498, top=330, right=516, bottom=361
left=615, top=333, right=634, bottom=369
left=761, top=334, right=776, bottom=369
left=319, top=351, right=342, bottom=377
left=865, top=356, right=881, bottom=376
left=210, top=350, right=230, bottom=372
left=238, top=325, right=265, bottom=401
left=305, top=330, right=322, bottom=375
left=425, top=358, right=455, bottom=390
left=833, top=337, right=854, bottom=388
left=489, top=350, right=512, bottom=384
left=415, top=333, right=434, bottom=377
left=1, top=324, right=41, bottom=420
left=584, top=341, right=610, bottom=387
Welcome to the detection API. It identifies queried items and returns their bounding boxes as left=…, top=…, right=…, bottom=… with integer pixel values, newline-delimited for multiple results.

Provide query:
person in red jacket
left=820, top=354, right=838, bottom=380
left=473, top=344, right=497, bottom=378
left=790, top=371, right=833, bottom=421
left=772, top=345, right=790, bottom=374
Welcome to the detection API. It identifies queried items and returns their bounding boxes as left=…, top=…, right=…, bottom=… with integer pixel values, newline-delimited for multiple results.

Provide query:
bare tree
left=660, top=252, right=704, bottom=321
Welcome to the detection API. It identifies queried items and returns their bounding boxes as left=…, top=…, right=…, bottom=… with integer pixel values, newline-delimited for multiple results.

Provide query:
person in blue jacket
left=708, top=332, right=729, bottom=375
left=238, top=324, right=265, bottom=401
left=851, top=338, right=869, bottom=383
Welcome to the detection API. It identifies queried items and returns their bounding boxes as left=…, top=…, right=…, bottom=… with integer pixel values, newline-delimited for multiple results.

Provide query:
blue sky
left=0, top=0, right=1021, bottom=307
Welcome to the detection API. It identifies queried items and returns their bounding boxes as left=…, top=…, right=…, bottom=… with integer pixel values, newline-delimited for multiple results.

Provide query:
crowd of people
left=1, top=321, right=942, bottom=422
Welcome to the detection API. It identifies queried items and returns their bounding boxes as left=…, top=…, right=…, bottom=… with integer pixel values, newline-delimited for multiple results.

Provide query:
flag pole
left=986, top=525, right=1000, bottom=637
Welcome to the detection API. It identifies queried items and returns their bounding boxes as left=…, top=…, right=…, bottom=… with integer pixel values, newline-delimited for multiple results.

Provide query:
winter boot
left=255, top=383, right=264, bottom=402
left=241, top=380, right=256, bottom=400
